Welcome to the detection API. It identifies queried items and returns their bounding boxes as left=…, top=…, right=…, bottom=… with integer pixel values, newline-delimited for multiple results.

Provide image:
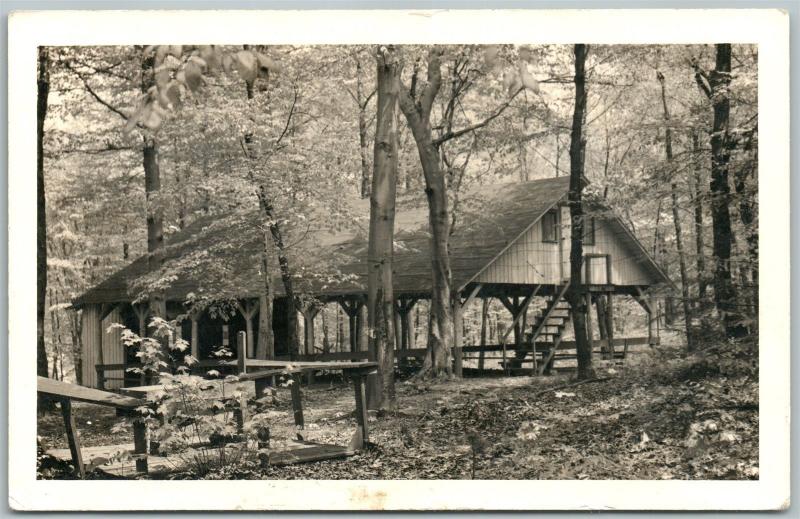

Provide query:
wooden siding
left=477, top=206, right=652, bottom=286
left=80, top=305, right=125, bottom=389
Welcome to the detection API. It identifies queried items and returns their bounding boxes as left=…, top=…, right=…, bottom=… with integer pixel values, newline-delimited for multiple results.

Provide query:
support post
left=584, top=292, right=594, bottom=354
left=236, top=331, right=247, bottom=374
left=60, top=399, right=85, bottom=479
left=453, top=298, right=464, bottom=377
left=190, top=312, right=199, bottom=360
left=606, top=291, right=615, bottom=359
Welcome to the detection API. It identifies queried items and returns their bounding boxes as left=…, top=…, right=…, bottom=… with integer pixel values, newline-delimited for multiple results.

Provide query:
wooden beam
left=133, top=417, right=148, bottom=473
left=290, top=373, right=304, bottom=432
left=60, top=399, right=85, bottom=479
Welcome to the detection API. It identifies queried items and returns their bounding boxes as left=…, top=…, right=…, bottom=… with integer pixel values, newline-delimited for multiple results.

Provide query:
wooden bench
left=37, top=376, right=148, bottom=478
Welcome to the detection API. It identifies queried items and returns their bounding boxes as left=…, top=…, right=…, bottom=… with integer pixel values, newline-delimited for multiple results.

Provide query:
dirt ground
left=38, top=342, right=758, bottom=480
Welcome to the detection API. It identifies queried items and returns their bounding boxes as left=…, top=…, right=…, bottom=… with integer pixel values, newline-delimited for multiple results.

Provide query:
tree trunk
left=708, top=44, right=746, bottom=338
left=366, top=45, right=400, bottom=409
left=396, top=50, right=455, bottom=378
left=37, top=46, right=50, bottom=383
left=692, top=132, right=708, bottom=305
left=356, top=57, right=372, bottom=199
left=257, top=231, right=274, bottom=359
left=242, top=75, right=297, bottom=357
left=566, top=44, right=594, bottom=381
left=735, top=127, right=758, bottom=322
left=657, top=71, right=694, bottom=351
left=141, top=52, right=168, bottom=370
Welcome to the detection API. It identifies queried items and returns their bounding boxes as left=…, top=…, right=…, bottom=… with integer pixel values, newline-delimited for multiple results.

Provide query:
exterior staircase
left=507, top=282, right=571, bottom=374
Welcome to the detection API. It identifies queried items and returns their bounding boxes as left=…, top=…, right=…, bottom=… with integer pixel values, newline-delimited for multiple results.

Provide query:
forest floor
left=38, top=339, right=758, bottom=480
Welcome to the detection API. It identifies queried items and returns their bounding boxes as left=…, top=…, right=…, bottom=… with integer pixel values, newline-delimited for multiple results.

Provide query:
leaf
left=200, top=45, right=220, bottom=71
left=518, top=45, right=533, bottom=63
left=169, top=45, right=183, bottom=58
left=164, top=81, right=182, bottom=109
left=155, top=70, right=170, bottom=91
left=234, top=50, right=258, bottom=83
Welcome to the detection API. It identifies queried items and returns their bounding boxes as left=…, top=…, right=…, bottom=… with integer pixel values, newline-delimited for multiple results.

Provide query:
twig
left=536, top=377, right=609, bottom=396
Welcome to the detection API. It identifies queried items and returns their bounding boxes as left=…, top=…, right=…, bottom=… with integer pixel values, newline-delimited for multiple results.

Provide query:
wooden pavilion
left=72, top=176, right=670, bottom=389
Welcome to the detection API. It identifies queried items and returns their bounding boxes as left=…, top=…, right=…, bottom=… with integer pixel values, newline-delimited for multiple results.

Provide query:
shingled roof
left=72, top=176, right=667, bottom=307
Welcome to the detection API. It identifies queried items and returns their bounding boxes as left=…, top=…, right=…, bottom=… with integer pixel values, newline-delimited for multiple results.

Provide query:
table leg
left=352, top=374, right=369, bottom=448
left=290, top=373, right=304, bottom=431
left=60, top=399, right=85, bottom=479
left=133, top=418, right=148, bottom=473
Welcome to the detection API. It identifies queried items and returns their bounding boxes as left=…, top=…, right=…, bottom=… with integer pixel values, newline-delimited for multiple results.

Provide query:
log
left=60, top=399, right=85, bottom=479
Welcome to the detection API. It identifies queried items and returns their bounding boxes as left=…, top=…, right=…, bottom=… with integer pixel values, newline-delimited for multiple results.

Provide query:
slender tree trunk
left=692, top=132, right=708, bottom=305
left=735, top=127, right=758, bottom=323
left=708, top=44, right=746, bottom=338
left=657, top=71, right=694, bottom=351
left=37, top=46, right=50, bottom=383
left=140, top=52, right=169, bottom=371
left=356, top=57, right=372, bottom=199
left=242, top=76, right=297, bottom=357
left=257, top=231, right=274, bottom=359
left=397, top=51, right=455, bottom=379
left=566, top=44, right=594, bottom=381
left=366, top=45, right=400, bottom=409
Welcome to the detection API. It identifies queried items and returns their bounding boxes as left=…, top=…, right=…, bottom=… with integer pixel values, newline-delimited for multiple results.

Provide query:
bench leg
left=351, top=374, right=369, bottom=449
left=133, top=419, right=148, bottom=473
left=60, top=399, right=85, bottom=479
left=290, top=373, right=304, bottom=432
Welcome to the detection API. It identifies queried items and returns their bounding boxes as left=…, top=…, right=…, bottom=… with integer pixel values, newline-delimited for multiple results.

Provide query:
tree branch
left=65, top=62, right=131, bottom=121
left=433, top=86, right=523, bottom=146
left=419, top=49, right=443, bottom=118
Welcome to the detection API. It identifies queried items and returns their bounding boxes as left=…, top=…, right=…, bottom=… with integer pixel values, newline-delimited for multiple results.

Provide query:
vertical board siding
left=102, top=307, right=125, bottom=390
left=477, top=210, right=651, bottom=286
left=79, top=304, right=125, bottom=389
left=80, top=305, right=99, bottom=388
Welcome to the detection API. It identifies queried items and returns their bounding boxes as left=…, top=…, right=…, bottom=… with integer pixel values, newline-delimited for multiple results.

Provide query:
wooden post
left=478, top=298, right=489, bottom=373
left=190, top=312, right=199, bottom=360
left=236, top=331, right=247, bottom=374
left=453, top=300, right=464, bottom=377
left=95, top=365, right=105, bottom=391
left=584, top=292, right=594, bottom=354
left=606, top=291, right=615, bottom=359
left=233, top=393, right=247, bottom=434
left=351, top=373, right=369, bottom=446
left=60, top=399, right=85, bottom=479
left=133, top=417, right=148, bottom=473
left=290, top=373, right=304, bottom=431
left=357, top=300, right=368, bottom=353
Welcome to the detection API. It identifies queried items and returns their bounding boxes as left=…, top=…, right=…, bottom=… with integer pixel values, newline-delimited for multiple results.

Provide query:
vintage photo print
left=7, top=8, right=790, bottom=511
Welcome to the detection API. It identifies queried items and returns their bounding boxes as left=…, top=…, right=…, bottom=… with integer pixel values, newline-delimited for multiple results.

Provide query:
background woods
left=38, top=44, right=757, bottom=391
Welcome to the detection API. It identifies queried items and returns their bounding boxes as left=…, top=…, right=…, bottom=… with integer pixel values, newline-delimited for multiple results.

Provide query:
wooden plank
left=60, top=399, right=85, bottom=479
left=268, top=444, right=354, bottom=466
left=38, top=377, right=146, bottom=409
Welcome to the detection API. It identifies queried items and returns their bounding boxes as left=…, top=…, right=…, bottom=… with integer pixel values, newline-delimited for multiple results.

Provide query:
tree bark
left=566, top=44, right=594, bottom=381
left=356, top=56, right=372, bottom=199
left=257, top=230, right=274, bottom=359
left=140, top=52, right=169, bottom=371
left=708, top=44, right=746, bottom=338
left=734, top=126, right=758, bottom=322
left=657, top=71, right=694, bottom=351
left=692, top=132, right=708, bottom=305
left=37, top=47, right=50, bottom=382
left=397, top=50, right=455, bottom=379
left=242, top=75, right=298, bottom=357
left=366, top=45, right=401, bottom=409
